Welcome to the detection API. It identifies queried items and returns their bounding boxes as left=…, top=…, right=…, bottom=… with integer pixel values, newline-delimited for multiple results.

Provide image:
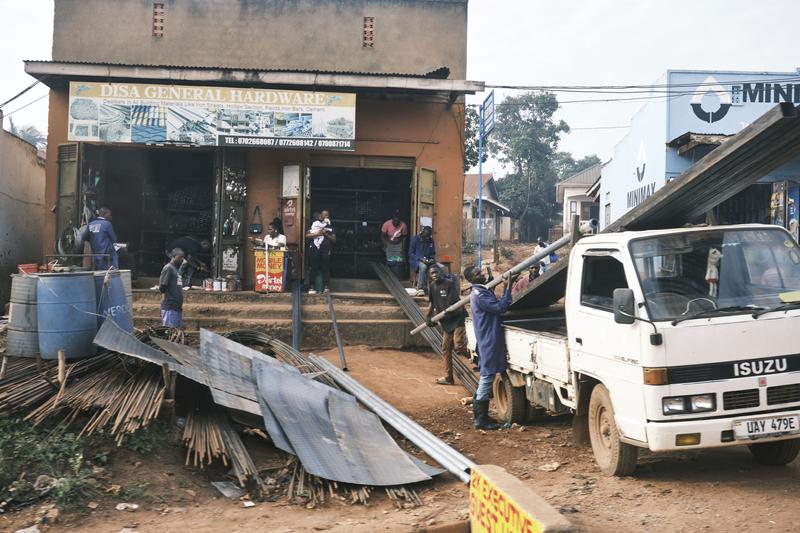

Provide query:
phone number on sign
left=220, top=136, right=353, bottom=149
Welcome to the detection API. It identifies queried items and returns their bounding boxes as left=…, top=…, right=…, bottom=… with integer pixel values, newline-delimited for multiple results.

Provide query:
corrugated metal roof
left=464, top=173, right=495, bottom=199
left=555, top=163, right=603, bottom=202
left=24, top=59, right=451, bottom=80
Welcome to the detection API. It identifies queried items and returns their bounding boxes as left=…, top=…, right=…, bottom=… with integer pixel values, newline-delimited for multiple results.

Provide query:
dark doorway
left=309, top=167, right=412, bottom=279
left=89, top=146, right=215, bottom=278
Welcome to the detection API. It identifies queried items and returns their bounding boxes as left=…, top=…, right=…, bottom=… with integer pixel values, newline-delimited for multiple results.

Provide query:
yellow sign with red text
left=470, top=466, right=544, bottom=533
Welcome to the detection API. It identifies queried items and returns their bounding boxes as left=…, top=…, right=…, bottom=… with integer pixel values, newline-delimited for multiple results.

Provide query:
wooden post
left=57, top=350, right=66, bottom=385
left=0, top=356, right=6, bottom=379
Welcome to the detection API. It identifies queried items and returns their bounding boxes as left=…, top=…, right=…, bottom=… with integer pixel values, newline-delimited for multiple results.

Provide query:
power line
left=485, top=75, right=800, bottom=92
left=2, top=93, right=49, bottom=120
left=0, top=81, right=41, bottom=108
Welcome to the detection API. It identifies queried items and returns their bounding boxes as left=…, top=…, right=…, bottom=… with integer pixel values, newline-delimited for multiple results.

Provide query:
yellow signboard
left=470, top=467, right=544, bottom=533
left=67, top=81, right=356, bottom=150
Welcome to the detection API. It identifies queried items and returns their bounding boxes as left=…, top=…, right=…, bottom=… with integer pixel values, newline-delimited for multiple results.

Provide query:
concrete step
left=131, top=302, right=413, bottom=320
left=132, top=316, right=428, bottom=350
left=132, top=289, right=424, bottom=307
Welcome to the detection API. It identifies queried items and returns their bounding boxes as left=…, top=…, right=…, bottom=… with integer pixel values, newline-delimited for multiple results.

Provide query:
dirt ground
left=5, top=345, right=800, bottom=532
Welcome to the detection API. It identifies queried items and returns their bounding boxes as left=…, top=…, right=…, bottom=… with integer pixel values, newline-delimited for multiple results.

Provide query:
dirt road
left=6, top=346, right=800, bottom=532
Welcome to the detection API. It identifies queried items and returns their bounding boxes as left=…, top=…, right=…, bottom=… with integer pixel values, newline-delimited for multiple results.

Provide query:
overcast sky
left=1, top=0, right=796, bottom=174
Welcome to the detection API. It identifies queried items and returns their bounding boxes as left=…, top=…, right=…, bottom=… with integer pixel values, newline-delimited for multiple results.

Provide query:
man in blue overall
left=81, top=207, right=119, bottom=270
left=464, top=264, right=512, bottom=430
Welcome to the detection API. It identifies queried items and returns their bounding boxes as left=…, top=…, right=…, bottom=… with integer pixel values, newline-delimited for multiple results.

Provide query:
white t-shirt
left=264, top=234, right=287, bottom=248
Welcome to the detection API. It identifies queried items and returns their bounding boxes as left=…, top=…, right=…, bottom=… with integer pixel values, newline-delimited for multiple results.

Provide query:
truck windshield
left=629, top=228, right=800, bottom=321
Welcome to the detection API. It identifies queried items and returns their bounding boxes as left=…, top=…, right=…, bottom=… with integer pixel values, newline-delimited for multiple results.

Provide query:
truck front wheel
left=748, top=439, right=800, bottom=466
left=492, top=374, right=527, bottom=424
left=588, top=384, right=638, bottom=476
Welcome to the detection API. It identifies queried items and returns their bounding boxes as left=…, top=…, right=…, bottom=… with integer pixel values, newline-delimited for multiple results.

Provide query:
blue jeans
left=475, top=373, right=496, bottom=402
left=416, top=261, right=430, bottom=289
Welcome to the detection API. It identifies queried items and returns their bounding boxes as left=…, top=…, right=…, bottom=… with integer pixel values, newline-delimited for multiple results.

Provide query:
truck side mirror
left=613, top=288, right=636, bottom=324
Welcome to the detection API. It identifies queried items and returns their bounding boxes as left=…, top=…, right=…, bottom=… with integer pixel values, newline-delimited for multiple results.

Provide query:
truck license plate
left=733, top=415, right=800, bottom=439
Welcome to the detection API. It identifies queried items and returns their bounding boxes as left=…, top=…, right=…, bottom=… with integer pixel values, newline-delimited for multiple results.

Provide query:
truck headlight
left=689, top=394, right=716, bottom=413
left=662, top=394, right=716, bottom=415
left=662, top=396, right=687, bottom=415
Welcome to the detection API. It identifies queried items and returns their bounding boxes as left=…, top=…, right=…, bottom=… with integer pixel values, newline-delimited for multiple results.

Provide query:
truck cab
left=466, top=224, right=800, bottom=475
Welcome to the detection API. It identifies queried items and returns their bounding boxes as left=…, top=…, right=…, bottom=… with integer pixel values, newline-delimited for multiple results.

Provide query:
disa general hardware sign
left=67, top=81, right=355, bottom=150
left=470, top=466, right=544, bottom=533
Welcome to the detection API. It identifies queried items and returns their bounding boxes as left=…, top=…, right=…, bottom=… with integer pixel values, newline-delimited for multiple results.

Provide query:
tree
left=553, top=152, right=602, bottom=181
left=15, top=124, right=47, bottom=147
left=489, top=92, right=569, bottom=241
left=463, top=105, right=488, bottom=172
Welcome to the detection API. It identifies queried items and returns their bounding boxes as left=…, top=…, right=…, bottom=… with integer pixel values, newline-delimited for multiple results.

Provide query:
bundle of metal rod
left=370, top=262, right=478, bottom=393
left=182, top=394, right=265, bottom=492
left=0, top=355, right=110, bottom=415
left=23, top=355, right=165, bottom=445
left=225, top=330, right=338, bottom=389
left=410, top=233, right=573, bottom=335
left=311, top=356, right=473, bottom=484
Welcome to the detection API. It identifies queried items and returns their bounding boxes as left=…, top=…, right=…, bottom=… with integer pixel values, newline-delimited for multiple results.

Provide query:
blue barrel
left=37, top=272, right=97, bottom=359
left=6, top=274, right=39, bottom=357
left=93, top=271, right=133, bottom=333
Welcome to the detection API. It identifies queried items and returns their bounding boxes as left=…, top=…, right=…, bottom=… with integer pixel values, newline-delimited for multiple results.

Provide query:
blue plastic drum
left=37, top=272, right=97, bottom=359
left=93, top=270, right=134, bottom=333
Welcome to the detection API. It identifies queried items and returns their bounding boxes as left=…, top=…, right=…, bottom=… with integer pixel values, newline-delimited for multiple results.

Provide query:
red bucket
left=17, top=263, right=39, bottom=274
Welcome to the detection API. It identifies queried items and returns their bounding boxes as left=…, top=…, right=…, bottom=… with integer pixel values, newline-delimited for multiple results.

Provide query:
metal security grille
left=152, top=3, right=165, bottom=37
left=767, top=384, right=800, bottom=406
left=362, top=16, right=375, bottom=48
left=723, top=389, right=759, bottom=410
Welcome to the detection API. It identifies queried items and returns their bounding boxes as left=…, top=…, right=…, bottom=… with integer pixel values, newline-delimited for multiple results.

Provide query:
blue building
left=600, top=69, right=800, bottom=238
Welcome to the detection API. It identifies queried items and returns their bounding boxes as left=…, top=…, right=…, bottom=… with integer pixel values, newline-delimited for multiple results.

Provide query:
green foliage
left=124, top=419, right=170, bottom=455
left=463, top=106, right=488, bottom=172
left=553, top=152, right=602, bottom=181
left=489, top=92, right=569, bottom=241
left=0, top=419, right=96, bottom=511
left=500, top=246, right=515, bottom=260
left=123, top=481, right=150, bottom=499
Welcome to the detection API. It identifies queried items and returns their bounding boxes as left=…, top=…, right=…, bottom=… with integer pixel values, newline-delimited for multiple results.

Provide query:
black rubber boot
left=474, top=399, right=500, bottom=430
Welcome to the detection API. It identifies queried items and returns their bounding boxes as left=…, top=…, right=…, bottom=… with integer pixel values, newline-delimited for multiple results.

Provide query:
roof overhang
left=24, top=60, right=484, bottom=95
left=463, top=196, right=511, bottom=215
left=667, top=132, right=732, bottom=156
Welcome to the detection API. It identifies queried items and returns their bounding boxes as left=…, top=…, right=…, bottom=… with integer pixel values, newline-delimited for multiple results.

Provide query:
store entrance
left=87, top=146, right=215, bottom=279
left=309, top=167, right=412, bottom=279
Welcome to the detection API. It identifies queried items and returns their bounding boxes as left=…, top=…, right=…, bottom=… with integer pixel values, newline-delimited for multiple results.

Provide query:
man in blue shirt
left=81, top=207, right=119, bottom=270
left=465, top=264, right=512, bottom=430
left=408, top=226, right=436, bottom=296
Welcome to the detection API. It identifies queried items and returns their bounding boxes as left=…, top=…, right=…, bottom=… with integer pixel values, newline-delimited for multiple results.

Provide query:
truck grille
left=723, top=389, right=759, bottom=410
left=767, top=384, right=800, bottom=406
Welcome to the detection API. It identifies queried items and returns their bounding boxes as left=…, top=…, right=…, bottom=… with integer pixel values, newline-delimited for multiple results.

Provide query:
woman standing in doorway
left=306, top=210, right=336, bottom=294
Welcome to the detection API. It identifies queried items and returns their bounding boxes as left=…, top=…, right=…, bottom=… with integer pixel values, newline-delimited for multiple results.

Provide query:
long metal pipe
left=410, top=233, right=573, bottom=335
left=326, top=293, right=348, bottom=371
left=311, top=356, right=473, bottom=483
left=371, top=263, right=477, bottom=392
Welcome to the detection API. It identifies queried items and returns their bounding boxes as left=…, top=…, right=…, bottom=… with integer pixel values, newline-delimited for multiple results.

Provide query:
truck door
left=570, top=249, right=647, bottom=442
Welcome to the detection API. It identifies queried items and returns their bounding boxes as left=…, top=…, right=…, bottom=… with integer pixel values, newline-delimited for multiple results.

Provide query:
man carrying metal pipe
left=464, top=265, right=512, bottom=431
left=426, top=265, right=467, bottom=385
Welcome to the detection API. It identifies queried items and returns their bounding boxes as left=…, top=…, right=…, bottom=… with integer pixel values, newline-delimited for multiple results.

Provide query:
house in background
left=555, top=163, right=602, bottom=232
left=463, top=173, right=516, bottom=242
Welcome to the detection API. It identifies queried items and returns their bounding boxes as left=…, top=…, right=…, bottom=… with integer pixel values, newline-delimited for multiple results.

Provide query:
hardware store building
left=27, top=0, right=481, bottom=287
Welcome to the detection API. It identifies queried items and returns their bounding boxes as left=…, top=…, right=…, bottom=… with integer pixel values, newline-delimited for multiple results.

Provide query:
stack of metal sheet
left=370, top=262, right=478, bottom=393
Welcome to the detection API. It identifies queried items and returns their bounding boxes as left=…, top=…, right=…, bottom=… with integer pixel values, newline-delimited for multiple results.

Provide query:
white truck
left=466, top=224, right=800, bottom=476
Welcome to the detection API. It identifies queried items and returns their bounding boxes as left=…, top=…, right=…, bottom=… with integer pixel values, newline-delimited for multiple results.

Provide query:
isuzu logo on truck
left=733, top=357, right=788, bottom=377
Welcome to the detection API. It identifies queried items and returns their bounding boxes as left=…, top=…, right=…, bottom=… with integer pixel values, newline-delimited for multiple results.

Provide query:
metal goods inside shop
left=83, top=145, right=215, bottom=278
left=309, top=167, right=412, bottom=279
